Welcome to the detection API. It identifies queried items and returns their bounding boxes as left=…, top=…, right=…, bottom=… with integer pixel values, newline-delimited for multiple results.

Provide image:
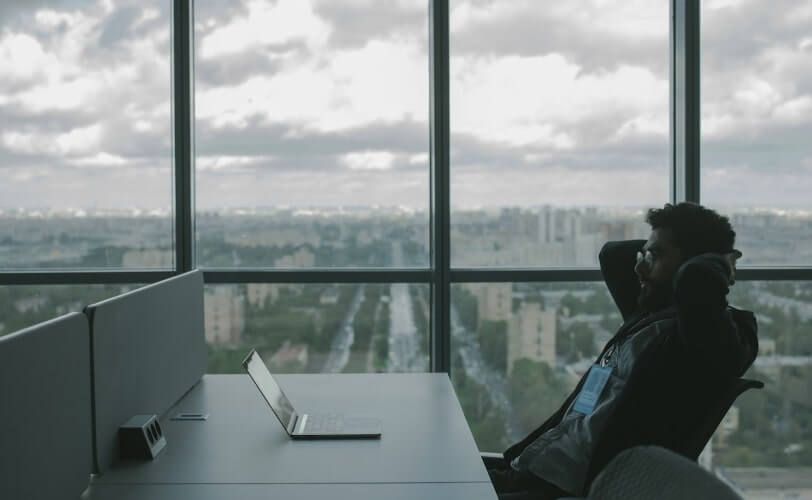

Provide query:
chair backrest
left=587, top=446, right=742, bottom=499
left=0, top=313, right=93, bottom=500
left=677, top=377, right=764, bottom=460
left=86, top=269, right=206, bottom=473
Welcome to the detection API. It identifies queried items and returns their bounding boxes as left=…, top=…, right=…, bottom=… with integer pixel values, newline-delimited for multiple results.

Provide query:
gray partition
left=0, top=312, right=92, bottom=500
left=87, top=269, right=205, bottom=473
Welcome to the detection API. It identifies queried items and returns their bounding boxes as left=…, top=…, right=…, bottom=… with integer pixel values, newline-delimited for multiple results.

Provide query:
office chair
left=675, top=377, right=764, bottom=460
left=567, top=445, right=743, bottom=499
left=480, top=377, right=765, bottom=477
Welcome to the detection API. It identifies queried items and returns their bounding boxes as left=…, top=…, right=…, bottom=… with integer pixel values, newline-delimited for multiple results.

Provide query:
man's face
left=635, top=228, right=683, bottom=312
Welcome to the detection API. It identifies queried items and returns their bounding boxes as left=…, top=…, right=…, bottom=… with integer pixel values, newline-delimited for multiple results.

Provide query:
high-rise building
left=246, top=283, right=281, bottom=309
left=204, top=288, right=245, bottom=345
left=537, top=206, right=556, bottom=244
left=507, top=301, right=557, bottom=374
left=475, top=283, right=513, bottom=323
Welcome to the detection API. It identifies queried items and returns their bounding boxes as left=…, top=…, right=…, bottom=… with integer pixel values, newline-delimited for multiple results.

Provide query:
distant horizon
left=1, top=203, right=811, bottom=217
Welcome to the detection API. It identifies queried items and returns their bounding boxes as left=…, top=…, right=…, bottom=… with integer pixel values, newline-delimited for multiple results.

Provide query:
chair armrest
left=480, top=451, right=508, bottom=470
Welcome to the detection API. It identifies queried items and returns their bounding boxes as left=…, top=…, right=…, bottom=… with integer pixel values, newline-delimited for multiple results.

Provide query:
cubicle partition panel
left=0, top=312, right=93, bottom=500
left=86, top=269, right=206, bottom=473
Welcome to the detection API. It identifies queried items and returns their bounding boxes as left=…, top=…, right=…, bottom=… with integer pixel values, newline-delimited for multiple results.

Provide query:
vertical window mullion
left=172, top=0, right=196, bottom=273
left=430, top=0, right=451, bottom=373
left=671, top=0, right=701, bottom=204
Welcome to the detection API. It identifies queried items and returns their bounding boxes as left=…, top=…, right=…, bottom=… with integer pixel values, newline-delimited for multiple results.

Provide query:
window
left=0, top=284, right=139, bottom=338
left=0, top=0, right=173, bottom=269
left=701, top=0, right=812, bottom=266
left=205, top=283, right=429, bottom=374
left=194, top=0, right=430, bottom=268
left=449, top=0, right=669, bottom=267
left=711, top=282, right=812, bottom=482
left=450, top=282, right=613, bottom=450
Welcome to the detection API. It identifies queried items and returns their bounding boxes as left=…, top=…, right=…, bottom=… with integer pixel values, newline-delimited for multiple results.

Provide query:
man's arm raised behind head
left=672, top=254, right=758, bottom=376
left=599, top=240, right=645, bottom=322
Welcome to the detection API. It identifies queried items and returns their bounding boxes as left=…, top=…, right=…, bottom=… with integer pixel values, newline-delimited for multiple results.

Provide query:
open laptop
left=242, top=349, right=382, bottom=439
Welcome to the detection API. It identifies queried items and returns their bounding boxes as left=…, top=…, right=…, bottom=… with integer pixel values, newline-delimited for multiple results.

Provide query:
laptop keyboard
left=304, top=413, right=344, bottom=433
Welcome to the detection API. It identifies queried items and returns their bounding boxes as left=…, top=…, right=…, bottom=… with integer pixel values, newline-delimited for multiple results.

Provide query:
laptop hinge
left=287, top=412, right=299, bottom=435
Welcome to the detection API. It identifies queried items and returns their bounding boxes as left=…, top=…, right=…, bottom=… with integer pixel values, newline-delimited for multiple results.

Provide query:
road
left=322, top=284, right=365, bottom=373
left=387, top=242, right=424, bottom=372
left=450, top=304, right=524, bottom=442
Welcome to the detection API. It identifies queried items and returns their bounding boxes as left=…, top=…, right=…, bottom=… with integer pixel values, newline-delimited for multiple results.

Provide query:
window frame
left=3, top=0, right=812, bottom=374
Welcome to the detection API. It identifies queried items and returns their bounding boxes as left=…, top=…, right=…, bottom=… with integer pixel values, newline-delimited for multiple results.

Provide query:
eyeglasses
left=636, top=249, right=742, bottom=268
left=636, top=250, right=654, bottom=268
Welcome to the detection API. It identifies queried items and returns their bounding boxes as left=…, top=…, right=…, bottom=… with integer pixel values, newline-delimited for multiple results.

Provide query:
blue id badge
left=573, top=365, right=612, bottom=415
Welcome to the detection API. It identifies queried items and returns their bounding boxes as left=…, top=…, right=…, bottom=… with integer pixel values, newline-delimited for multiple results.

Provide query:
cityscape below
left=2, top=205, right=811, bottom=499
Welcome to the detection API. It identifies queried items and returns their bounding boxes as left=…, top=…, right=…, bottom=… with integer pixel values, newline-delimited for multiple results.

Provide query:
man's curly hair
left=646, top=202, right=736, bottom=259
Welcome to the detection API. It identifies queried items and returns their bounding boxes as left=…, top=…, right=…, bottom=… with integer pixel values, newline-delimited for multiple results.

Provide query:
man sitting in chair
left=487, top=202, right=759, bottom=499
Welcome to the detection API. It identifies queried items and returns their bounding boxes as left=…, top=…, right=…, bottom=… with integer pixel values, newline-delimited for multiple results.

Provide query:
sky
left=0, top=0, right=810, bottom=211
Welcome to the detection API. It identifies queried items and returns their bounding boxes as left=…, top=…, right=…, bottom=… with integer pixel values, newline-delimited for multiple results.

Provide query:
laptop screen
left=243, top=350, right=297, bottom=430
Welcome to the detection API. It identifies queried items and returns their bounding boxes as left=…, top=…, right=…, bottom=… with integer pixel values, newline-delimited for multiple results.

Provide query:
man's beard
left=637, top=280, right=674, bottom=312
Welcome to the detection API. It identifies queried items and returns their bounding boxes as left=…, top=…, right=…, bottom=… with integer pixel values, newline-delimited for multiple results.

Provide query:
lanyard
left=600, top=343, right=617, bottom=368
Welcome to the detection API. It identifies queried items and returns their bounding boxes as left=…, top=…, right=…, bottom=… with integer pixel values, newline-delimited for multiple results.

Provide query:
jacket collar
left=612, top=306, right=677, bottom=344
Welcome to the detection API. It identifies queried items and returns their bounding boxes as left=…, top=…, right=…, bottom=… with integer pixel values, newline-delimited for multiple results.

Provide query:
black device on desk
left=242, top=349, right=382, bottom=439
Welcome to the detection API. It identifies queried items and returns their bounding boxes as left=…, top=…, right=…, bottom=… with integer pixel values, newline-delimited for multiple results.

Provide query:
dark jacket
left=503, top=239, right=759, bottom=491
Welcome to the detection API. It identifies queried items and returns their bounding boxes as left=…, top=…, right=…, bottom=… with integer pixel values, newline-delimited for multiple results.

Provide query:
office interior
left=1, top=1, right=810, bottom=499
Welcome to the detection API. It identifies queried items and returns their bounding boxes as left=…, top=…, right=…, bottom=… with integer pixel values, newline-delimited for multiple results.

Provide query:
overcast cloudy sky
left=0, top=0, right=810, bottom=211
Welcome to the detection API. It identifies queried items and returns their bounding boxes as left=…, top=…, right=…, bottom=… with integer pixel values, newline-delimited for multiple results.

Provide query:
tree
left=571, top=322, right=597, bottom=358
left=453, top=285, right=478, bottom=332
left=559, top=293, right=581, bottom=316
left=478, top=320, right=508, bottom=372
left=508, top=359, right=571, bottom=435
left=206, top=345, right=247, bottom=374
left=453, top=354, right=510, bottom=451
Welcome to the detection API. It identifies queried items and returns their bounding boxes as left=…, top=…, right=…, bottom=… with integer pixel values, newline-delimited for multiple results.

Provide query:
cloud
left=0, top=0, right=171, bottom=162
left=341, top=151, right=396, bottom=170
left=450, top=0, right=669, bottom=75
left=451, top=53, right=668, bottom=149
left=196, top=155, right=268, bottom=172
left=2, top=123, right=102, bottom=156
left=196, top=36, right=428, bottom=132
left=0, top=32, right=53, bottom=84
left=195, top=48, right=289, bottom=88
left=0, top=0, right=86, bottom=26
left=197, top=0, right=330, bottom=59
left=1, top=0, right=809, bottom=211
left=701, top=0, right=812, bottom=151
left=97, top=5, right=159, bottom=47
left=311, top=0, right=426, bottom=49
left=0, top=163, right=172, bottom=210
left=195, top=120, right=428, bottom=164
left=67, top=151, right=128, bottom=168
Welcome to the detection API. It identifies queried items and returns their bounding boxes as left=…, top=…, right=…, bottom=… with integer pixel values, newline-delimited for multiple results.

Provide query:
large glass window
left=449, top=1, right=669, bottom=267
left=0, top=1, right=173, bottom=269
left=194, top=0, right=430, bottom=268
left=711, top=281, right=812, bottom=498
left=450, top=281, right=616, bottom=450
left=205, top=283, right=429, bottom=374
left=0, top=284, right=138, bottom=338
left=701, top=0, right=812, bottom=266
